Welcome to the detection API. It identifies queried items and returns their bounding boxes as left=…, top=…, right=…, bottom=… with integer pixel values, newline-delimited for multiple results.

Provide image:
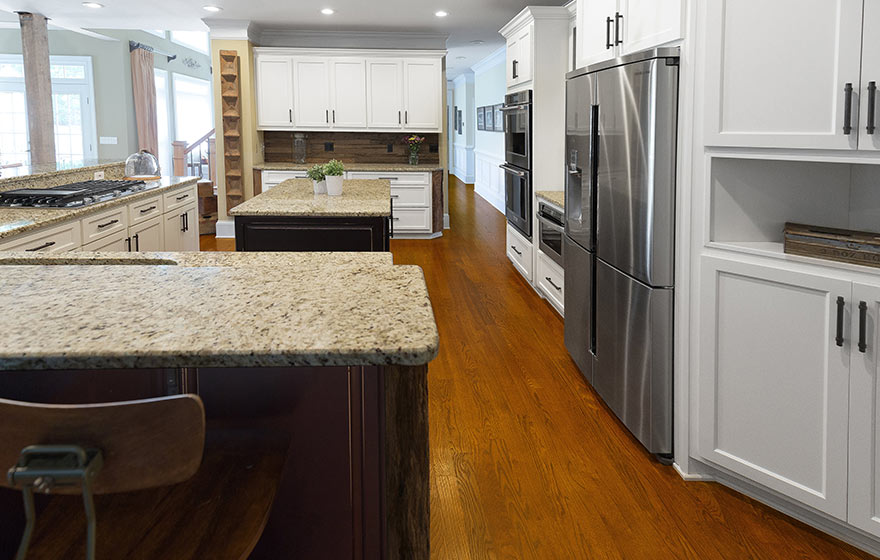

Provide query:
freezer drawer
left=594, top=258, right=673, bottom=456
left=564, top=236, right=594, bottom=385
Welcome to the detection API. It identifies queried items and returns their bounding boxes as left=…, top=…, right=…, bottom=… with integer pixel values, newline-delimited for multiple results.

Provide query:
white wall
left=472, top=47, right=506, bottom=213
left=451, top=72, right=475, bottom=183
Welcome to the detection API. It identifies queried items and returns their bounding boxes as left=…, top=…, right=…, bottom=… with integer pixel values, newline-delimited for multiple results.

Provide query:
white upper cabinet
left=367, top=59, right=404, bottom=129
left=860, top=0, right=880, bottom=151
left=403, top=59, right=442, bottom=131
left=255, top=50, right=443, bottom=133
left=575, top=0, right=682, bottom=69
left=698, top=256, right=851, bottom=520
left=704, top=0, right=864, bottom=150
left=293, top=58, right=332, bottom=129
left=255, top=56, right=293, bottom=128
left=330, top=59, right=367, bottom=128
left=505, top=24, right=533, bottom=88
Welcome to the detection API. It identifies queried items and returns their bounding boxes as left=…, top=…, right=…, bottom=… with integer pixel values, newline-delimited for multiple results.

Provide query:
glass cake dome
left=124, top=150, right=161, bottom=179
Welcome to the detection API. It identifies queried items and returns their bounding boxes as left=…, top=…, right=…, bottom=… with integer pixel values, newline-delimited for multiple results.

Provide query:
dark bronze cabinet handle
left=392, top=217, right=401, bottom=221
left=139, top=205, right=157, bottom=214
left=25, top=241, right=55, bottom=252
left=180, top=213, right=186, bottom=232
left=175, top=194, right=189, bottom=201
left=844, top=83, right=854, bottom=135
left=126, top=236, right=132, bottom=251
left=836, top=296, right=845, bottom=347
left=859, top=301, right=868, bottom=353
left=133, top=233, right=139, bottom=251
left=606, top=17, right=614, bottom=49
left=867, top=81, right=877, bottom=135
left=615, top=12, right=623, bottom=45
left=97, top=219, right=119, bottom=229
left=289, top=108, right=292, bottom=123
left=510, top=245, right=522, bottom=256
left=332, top=110, right=336, bottom=123
left=546, top=277, right=562, bottom=291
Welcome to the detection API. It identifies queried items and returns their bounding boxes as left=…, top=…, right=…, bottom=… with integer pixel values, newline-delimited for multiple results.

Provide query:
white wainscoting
left=452, top=143, right=475, bottom=183
left=474, top=149, right=505, bottom=213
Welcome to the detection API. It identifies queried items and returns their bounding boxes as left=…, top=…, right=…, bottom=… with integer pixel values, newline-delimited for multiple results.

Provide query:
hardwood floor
left=202, top=176, right=876, bottom=559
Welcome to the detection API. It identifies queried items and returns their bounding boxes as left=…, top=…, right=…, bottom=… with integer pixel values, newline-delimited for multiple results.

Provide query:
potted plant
left=404, top=135, right=426, bottom=165
left=307, top=164, right=326, bottom=194
left=323, top=159, right=345, bottom=196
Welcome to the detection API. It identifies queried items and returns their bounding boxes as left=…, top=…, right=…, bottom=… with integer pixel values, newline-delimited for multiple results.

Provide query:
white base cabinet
left=506, top=224, right=533, bottom=282
left=163, top=202, right=198, bottom=252
left=536, top=250, right=564, bottom=315
left=129, top=215, right=164, bottom=252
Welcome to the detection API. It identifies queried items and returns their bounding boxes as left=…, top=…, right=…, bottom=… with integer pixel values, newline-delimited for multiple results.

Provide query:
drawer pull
left=175, top=194, right=189, bottom=201
left=379, top=177, right=398, bottom=180
left=97, top=219, right=119, bottom=229
left=139, top=205, right=157, bottom=214
left=546, top=277, right=562, bottom=291
left=392, top=217, right=401, bottom=221
left=510, top=245, right=522, bottom=256
left=391, top=195, right=400, bottom=199
left=25, top=241, right=55, bottom=252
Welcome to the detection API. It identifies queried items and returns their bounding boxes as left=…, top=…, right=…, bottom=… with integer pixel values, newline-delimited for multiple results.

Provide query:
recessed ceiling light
left=469, top=40, right=484, bottom=45
left=434, top=10, right=448, bottom=17
left=82, top=2, right=103, bottom=8
left=456, top=56, right=466, bottom=60
left=321, top=8, right=335, bottom=15
left=202, top=5, right=222, bottom=12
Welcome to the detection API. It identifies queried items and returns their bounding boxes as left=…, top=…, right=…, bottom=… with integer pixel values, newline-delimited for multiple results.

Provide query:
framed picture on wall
left=477, top=107, right=485, bottom=130
left=484, top=104, right=494, bottom=132
left=457, top=109, right=463, bottom=135
left=493, top=104, right=504, bottom=132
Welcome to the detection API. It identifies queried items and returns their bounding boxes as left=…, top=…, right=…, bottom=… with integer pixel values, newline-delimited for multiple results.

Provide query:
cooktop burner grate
left=0, top=180, right=148, bottom=208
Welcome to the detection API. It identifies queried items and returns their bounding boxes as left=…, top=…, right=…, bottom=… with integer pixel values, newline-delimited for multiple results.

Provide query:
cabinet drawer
left=506, top=223, right=533, bottom=282
left=0, top=220, right=81, bottom=253
left=391, top=208, right=432, bottom=233
left=80, top=228, right=129, bottom=252
left=263, top=170, right=309, bottom=183
left=537, top=250, right=564, bottom=315
left=163, top=184, right=197, bottom=213
left=82, top=205, right=128, bottom=245
left=346, top=171, right=431, bottom=186
left=128, top=195, right=162, bottom=226
left=391, top=186, right=430, bottom=208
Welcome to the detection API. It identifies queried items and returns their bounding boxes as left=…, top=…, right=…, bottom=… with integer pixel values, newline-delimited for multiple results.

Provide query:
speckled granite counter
left=0, top=251, right=436, bottom=370
left=254, top=162, right=442, bottom=172
left=230, top=178, right=391, bottom=217
left=536, top=190, right=565, bottom=209
left=0, top=160, right=124, bottom=187
left=0, top=176, right=198, bottom=240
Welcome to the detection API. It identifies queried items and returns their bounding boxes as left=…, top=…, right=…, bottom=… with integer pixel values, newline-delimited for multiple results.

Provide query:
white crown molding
left=452, top=72, right=474, bottom=86
left=203, top=18, right=257, bottom=42
left=254, top=46, right=446, bottom=59
left=565, top=0, right=577, bottom=17
left=500, top=6, right=571, bottom=37
left=256, top=28, right=448, bottom=51
left=471, top=46, right=505, bottom=74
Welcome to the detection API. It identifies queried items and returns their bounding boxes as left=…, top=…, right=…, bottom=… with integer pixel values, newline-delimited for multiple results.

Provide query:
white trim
left=142, top=30, right=166, bottom=38
left=565, top=0, right=578, bottom=18
left=471, top=47, right=506, bottom=74
left=253, top=46, right=447, bottom=58
left=256, top=30, right=448, bottom=51
left=673, top=462, right=715, bottom=481
left=393, top=232, right=442, bottom=240
left=452, top=72, right=474, bottom=86
left=203, top=18, right=256, bottom=42
left=443, top=213, right=450, bottom=229
left=500, top=6, right=571, bottom=36
left=215, top=218, right=235, bottom=238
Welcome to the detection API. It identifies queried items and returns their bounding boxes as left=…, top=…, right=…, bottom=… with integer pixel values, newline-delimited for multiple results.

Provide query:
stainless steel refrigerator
left=564, top=48, right=679, bottom=461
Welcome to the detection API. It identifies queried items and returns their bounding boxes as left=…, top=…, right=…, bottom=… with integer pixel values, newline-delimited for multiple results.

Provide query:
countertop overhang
left=230, top=178, right=392, bottom=218
left=0, top=251, right=439, bottom=370
left=254, top=162, right=442, bottom=172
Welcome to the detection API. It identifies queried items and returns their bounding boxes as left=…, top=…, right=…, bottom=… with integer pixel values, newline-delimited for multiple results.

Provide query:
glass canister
left=124, top=150, right=161, bottom=179
left=293, top=133, right=308, bottom=164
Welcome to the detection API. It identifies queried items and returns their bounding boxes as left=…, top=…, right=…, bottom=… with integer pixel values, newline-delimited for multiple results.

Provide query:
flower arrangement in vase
left=307, top=164, right=326, bottom=194
left=323, top=159, right=345, bottom=196
left=404, top=135, right=426, bottom=166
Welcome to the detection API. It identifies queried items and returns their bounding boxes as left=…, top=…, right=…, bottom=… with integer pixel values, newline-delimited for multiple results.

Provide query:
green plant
left=306, top=164, right=325, bottom=181
left=404, top=135, right=426, bottom=153
left=323, top=159, right=345, bottom=176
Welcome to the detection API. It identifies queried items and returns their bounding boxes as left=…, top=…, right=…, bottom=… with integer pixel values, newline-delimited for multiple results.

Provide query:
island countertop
left=229, top=178, right=391, bottom=217
left=253, top=162, right=442, bottom=173
left=536, top=190, right=565, bottom=209
left=0, top=251, right=437, bottom=370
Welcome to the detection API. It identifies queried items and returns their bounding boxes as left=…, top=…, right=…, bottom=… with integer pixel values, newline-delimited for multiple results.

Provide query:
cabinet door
left=576, top=0, right=619, bottom=68
left=366, top=59, right=404, bottom=129
left=860, top=1, right=880, bottom=151
left=181, top=203, right=199, bottom=251
left=849, top=282, right=880, bottom=537
left=256, top=56, right=293, bottom=128
left=129, top=215, right=163, bottom=252
left=293, top=58, right=331, bottom=129
left=80, top=229, right=129, bottom=252
left=698, top=256, right=850, bottom=520
left=505, top=35, right=519, bottom=88
left=619, top=0, right=682, bottom=55
left=403, top=59, right=442, bottom=131
left=163, top=209, right=186, bottom=252
left=513, top=25, right=533, bottom=85
left=704, top=0, right=863, bottom=150
left=330, top=59, right=367, bottom=128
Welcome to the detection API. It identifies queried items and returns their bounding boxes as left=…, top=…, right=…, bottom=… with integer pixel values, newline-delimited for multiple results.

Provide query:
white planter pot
left=326, top=175, right=344, bottom=196
left=312, top=179, right=327, bottom=194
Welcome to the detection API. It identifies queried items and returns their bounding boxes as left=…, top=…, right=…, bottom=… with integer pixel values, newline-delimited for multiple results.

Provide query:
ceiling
left=0, top=0, right=570, bottom=78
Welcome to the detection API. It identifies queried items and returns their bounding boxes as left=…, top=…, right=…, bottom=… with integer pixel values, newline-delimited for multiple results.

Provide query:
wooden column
left=172, top=141, right=187, bottom=176
left=18, top=12, right=55, bottom=165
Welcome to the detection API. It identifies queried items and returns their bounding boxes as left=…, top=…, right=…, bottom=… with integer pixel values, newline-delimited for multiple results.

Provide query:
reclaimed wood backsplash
left=263, top=132, right=441, bottom=164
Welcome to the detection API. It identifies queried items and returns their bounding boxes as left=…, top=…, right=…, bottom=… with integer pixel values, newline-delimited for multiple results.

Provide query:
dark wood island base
left=234, top=215, right=390, bottom=252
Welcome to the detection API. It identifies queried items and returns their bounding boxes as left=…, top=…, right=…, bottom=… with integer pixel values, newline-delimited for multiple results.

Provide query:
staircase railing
left=172, top=129, right=215, bottom=183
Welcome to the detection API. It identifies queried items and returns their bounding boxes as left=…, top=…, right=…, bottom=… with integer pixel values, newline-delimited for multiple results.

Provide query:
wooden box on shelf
left=784, top=222, right=880, bottom=268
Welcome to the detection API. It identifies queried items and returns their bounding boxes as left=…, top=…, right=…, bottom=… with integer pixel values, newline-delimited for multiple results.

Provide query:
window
left=0, top=55, right=97, bottom=167
left=170, top=31, right=209, bottom=54
left=154, top=68, right=172, bottom=175
left=172, top=73, right=213, bottom=146
left=143, top=30, right=166, bottom=38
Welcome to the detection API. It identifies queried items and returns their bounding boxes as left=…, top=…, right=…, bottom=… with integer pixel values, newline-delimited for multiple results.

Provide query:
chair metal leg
left=15, top=486, right=35, bottom=560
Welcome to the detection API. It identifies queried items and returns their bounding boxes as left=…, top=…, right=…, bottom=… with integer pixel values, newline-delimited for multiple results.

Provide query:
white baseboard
left=444, top=213, right=450, bottom=229
left=474, top=188, right=504, bottom=214
left=673, top=462, right=715, bottom=481
left=215, top=219, right=235, bottom=239
left=393, top=232, right=442, bottom=240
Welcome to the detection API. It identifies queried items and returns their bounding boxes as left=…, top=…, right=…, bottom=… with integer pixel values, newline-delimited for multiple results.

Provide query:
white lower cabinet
left=346, top=171, right=433, bottom=236
left=129, top=215, right=164, bottom=252
left=699, top=256, right=851, bottom=519
left=163, top=202, right=198, bottom=252
left=506, top=224, right=533, bottom=282
left=0, top=220, right=81, bottom=252
left=536, top=251, right=564, bottom=315
left=81, top=229, right=129, bottom=252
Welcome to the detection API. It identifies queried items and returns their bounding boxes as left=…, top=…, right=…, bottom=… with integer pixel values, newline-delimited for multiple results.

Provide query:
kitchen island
left=230, top=178, right=392, bottom=252
left=0, top=251, right=437, bottom=559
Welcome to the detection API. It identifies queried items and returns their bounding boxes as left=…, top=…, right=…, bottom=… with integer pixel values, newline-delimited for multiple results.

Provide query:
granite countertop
left=230, top=179, right=391, bottom=217
left=0, top=176, right=198, bottom=240
left=0, top=160, right=122, bottom=183
left=536, top=190, right=565, bottom=209
left=0, top=251, right=437, bottom=370
left=254, top=162, right=442, bottom=173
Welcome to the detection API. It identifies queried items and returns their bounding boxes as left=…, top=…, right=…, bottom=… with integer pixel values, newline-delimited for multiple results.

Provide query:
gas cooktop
left=0, top=180, right=150, bottom=208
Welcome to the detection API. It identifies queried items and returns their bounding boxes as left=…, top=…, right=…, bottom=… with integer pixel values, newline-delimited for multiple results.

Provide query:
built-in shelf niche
left=710, top=158, right=880, bottom=258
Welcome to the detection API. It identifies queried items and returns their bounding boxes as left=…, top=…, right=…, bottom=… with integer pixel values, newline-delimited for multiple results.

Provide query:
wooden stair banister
left=172, top=128, right=215, bottom=180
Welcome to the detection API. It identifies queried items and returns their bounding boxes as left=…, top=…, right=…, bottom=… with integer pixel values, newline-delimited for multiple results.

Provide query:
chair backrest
left=0, top=394, right=205, bottom=495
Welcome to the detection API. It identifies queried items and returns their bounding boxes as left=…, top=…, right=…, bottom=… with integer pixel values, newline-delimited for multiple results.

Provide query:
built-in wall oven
left=501, top=90, right=533, bottom=239
left=538, top=201, right=564, bottom=267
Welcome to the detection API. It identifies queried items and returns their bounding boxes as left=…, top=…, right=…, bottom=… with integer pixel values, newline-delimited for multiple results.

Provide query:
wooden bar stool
left=0, top=395, right=288, bottom=560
